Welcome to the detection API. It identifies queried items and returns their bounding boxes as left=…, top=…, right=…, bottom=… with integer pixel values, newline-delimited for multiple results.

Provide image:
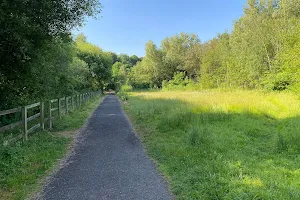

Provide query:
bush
left=117, top=90, right=128, bottom=101
left=121, top=84, right=133, bottom=92
left=162, top=72, right=196, bottom=90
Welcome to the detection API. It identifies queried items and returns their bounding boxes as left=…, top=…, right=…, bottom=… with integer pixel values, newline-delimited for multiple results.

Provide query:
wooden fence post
left=58, top=98, right=61, bottom=118
left=40, top=101, right=44, bottom=130
left=48, top=100, right=52, bottom=130
left=65, top=97, right=68, bottom=113
left=22, top=106, right=28, bottom=141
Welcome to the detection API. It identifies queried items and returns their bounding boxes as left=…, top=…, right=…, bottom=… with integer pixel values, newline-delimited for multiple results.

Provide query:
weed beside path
left=124, top=90, right=300, bottom=199
left=0, top=96, right=102, bottom=200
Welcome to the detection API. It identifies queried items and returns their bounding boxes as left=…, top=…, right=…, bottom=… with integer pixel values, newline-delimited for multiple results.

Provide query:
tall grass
left=124, top=90, right=300, bottom=199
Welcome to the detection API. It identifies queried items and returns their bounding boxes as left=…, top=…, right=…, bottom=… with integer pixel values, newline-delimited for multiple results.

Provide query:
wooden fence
left=0, top=92, right=101, bottom=143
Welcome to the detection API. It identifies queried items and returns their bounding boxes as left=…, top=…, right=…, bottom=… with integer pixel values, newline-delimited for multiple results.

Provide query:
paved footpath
left=41, top=95, right=171, bottom=200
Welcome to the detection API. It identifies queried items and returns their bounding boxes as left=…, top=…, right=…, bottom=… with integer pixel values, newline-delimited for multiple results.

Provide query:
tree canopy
left=0, top=0, right=102, bottom=109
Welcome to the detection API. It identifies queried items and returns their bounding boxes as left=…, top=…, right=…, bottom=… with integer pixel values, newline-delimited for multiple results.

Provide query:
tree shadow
left=125, top=95, right=300, bottom=199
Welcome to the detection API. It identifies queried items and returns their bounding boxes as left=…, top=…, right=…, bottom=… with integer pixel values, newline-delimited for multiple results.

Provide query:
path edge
left=119, top=97, right=174, bottom=199
left=29, top=95, right=106, bottom=200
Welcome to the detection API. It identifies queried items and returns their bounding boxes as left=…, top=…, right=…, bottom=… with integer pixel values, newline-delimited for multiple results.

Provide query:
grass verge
left=0, top=95, right=103, bottom=200
left=123, top=90, right=300, bottom=199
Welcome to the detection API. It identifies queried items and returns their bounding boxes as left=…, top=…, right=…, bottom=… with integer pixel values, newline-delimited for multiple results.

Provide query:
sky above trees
left=74, top=0, right=247, bottom=56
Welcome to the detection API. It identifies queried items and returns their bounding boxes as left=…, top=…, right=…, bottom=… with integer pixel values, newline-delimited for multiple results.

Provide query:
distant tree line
left=110, top=53, right=142, bottom=90
left=123, top=0, right=300, bottom=92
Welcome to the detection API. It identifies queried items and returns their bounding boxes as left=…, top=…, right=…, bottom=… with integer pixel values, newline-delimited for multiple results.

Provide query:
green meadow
left=124, top=90, right=300, bottom=199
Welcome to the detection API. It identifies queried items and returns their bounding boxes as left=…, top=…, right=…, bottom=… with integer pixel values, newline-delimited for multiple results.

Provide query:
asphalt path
left=40, top=95, right=171, bottom=200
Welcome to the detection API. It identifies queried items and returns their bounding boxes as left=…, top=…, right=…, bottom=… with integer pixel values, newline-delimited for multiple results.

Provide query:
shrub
left=162, top=72, right=195, bottom=90
left=121, top=84, right=133, bottom=92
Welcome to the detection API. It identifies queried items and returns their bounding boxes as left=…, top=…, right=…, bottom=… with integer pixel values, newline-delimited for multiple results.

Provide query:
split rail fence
left=0, top=91, right=101, bottom=144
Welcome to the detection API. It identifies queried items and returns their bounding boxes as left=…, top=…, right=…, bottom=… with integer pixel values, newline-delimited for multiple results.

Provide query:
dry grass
left=132, top=90, right=300, bottom=119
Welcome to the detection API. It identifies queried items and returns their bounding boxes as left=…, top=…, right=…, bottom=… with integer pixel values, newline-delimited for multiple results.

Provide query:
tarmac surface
left=41, top=95, right=171, bottom=200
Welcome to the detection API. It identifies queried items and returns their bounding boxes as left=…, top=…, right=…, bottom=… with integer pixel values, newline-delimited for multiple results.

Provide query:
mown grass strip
left=0, top=95, right=103, bottom=200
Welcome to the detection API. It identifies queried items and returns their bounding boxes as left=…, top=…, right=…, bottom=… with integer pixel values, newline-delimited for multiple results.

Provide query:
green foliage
left=162, top=72, right=195, bottom=90
left=117, top=84, right=133, bottom=102
left=121, top=84, right=133, bottom=92
left=0, top=0, right=102, bottom=110
left=116, top=54, right=141, bottom=67
left=109, top=52, right=118, bottom=64
left=266, top=20, right=300, bottom=92
left=29, top=39, right=76, bottom=100
left=111, top=62, right=131, bottom=90
left=117, top=90, right=128, bottom=102
left=129, top=33, right=202, bottom=89
left=200, top=33, right=231, bottom=88
left=129, top=55, right=141, bottom=66
left=109, top=53, right=141, bottom=90
left=161, top=33, right=202, bottom=78
left=128, top=61, right=153, bottom=89
left=69, top=57, right=91, bottom=92
left=75, top=34, right=113, bottom=91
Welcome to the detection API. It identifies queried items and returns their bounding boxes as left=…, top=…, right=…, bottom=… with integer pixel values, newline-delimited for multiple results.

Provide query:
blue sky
left=74, top=0, right=247, bottom=57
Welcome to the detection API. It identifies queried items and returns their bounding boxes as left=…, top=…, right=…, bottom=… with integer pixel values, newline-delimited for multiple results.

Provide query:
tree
left=128, top=61, right=153, bottom=88
left=161, top=33, right=202, bottom=78
left=141, top=41, right=166, bottom=86
left=109, top=52, right=118, bottom=64
left=117, top=54, right=131, bottom=65
left=75, top=34, right=113, bottom=91
left=129, top=55, right=140, bottom=66
left=200, top=33, right=231, bottom=88
left=0, top=0, right=102, bottom=109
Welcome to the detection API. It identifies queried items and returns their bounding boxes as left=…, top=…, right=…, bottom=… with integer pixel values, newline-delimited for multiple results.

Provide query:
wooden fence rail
left=0, top=91, right=100, bottom=143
